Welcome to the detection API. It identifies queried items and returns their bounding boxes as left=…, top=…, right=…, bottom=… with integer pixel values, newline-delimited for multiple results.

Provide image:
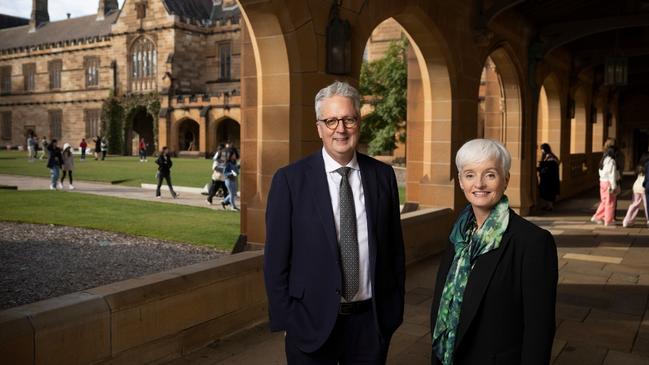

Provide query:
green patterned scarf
left=432, top=195, right=510, bottom=365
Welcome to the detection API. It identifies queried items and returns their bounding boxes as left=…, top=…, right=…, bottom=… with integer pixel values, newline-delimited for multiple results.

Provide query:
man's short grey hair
left=455, top=138, right=511, bottom=175
left=314, top=81, right=361, bottom=120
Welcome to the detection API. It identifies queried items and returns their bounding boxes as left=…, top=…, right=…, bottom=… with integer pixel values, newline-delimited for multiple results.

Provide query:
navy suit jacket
left=264, top=151, right=405, bottom=353
left=430, top=211, right=558, bottom=365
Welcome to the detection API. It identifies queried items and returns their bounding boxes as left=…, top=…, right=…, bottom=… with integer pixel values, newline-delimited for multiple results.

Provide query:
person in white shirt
left=623, top=156, right=649, bottom=228
left=592, top=148, right=618, bottom=226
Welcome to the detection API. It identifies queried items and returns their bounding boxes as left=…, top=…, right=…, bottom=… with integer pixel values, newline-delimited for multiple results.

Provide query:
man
left=264, top=81, right=405, bottom=364
left=155, top=146, right=179, bottom=199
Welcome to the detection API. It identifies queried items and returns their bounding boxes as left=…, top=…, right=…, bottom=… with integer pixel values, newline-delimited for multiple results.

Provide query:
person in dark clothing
left=221, top=152, right=239, bottom=210
left=46, top=139, right=63, bottom=190
left=80, top=138, right=87, bottom=161
left=224, top=142, right=240, bottom=161
left=155, top=146, right=178, bottom=199
left=94, top=136, right=101, bottom=160
left=537, top=143, right=560, bottom=211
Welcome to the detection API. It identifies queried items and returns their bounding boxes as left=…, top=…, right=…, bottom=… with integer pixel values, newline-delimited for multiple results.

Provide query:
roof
left=0, top=14, right=29, bottom=30
left=162, top=0, right=240, bottom=22
left=0, top=12, right=118, bottom=52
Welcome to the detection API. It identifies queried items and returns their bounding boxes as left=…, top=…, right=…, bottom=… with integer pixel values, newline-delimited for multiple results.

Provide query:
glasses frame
left=316, top=116, right=359, bottom=130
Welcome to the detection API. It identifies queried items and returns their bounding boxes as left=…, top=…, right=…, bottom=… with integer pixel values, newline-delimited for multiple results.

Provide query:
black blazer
left=264, top=151, right=405, bottom=353
left=430, top=211, right=557, bottom=365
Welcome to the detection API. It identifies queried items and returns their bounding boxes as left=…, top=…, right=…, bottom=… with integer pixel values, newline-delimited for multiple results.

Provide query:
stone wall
left=0, top=210, right=452, bottom=364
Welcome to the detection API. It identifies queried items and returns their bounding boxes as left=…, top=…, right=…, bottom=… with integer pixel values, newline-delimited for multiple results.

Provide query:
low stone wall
left=0, top=209, right=453, bottom=365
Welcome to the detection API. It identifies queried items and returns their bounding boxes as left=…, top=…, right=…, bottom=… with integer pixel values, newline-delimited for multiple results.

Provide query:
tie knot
left=335, top=166, right=352, bottom=178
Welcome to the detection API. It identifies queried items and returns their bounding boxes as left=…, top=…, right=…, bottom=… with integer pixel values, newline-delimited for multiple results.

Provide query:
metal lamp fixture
left=326, top=0, right=351, bottom=75
left=604, top=57, right=628, bottom=86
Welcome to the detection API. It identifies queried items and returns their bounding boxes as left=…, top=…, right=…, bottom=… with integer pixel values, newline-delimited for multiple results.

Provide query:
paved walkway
left=0, top=174, right=234, bottom=210
left=164, top=184, right=649, bottom=365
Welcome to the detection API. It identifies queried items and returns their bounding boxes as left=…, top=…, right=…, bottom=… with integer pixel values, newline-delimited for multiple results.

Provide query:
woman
left=622, top=160, right=649, bottom=228
left=139, top=138, right=148, bottom=162
left=591, top=148, right=618, bottom=226
left=221, top=152, right=239, bottom=211
left=537, top=143, right=560, bottom=211
left=60, top=143, right=75, bottom=190
left=206, top=144, right=226, bottom=204
left=430, top=139, right=557, bottom=365
left=155, top=146, right=178, bottom=199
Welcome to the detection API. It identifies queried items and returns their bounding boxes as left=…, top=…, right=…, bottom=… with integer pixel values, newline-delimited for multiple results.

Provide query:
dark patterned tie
left=335, top=167, right=359, bottom=301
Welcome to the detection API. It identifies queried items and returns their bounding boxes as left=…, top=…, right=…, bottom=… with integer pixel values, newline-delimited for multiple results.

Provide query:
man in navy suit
left=264, top=81, right=405, bottom=364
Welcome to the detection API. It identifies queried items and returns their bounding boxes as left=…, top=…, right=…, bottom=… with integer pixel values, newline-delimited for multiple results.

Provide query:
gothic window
left=0, top=112, right=11, bottom=140
left=23, top=63, right=35, bottom=92
left=49, top=110, right=62, bottom=140
left=219, top=42, right=231, bottom=80
left=49, top=60, right=62, bottom=90
left=130, top=37, right=157, bottom=92
left=85, top=57, right=100, bottom=88
left=85, top=109, right=101, bottom=138
left=0, top=66, right=11, bottom=94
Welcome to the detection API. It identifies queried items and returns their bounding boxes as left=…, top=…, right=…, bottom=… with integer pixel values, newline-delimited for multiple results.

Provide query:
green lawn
left=0, top=150, right=212, bottom=187
left=0, top=190, right=239, bottom=251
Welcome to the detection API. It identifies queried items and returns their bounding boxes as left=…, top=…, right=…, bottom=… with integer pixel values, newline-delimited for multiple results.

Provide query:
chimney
left=210, top=0, right=223, bottom=22
left=97, top=0, right=119, bottom=20
left=29, top=0, right=49, bottom=32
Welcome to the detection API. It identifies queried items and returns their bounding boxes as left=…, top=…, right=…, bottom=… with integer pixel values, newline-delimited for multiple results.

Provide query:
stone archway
left=216, top=118, right=240, bottom=147
left=571, top=87, right=587, bottom=154
left=177, top=119, right=200, bottom=151
left=536, top=74, right=562, bottom=161
left=126, top=107, right=155, bottom=156
left=479, top=46, right=524, bottom=209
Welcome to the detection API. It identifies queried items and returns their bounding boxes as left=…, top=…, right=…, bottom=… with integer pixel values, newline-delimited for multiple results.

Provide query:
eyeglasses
left=317, top=116, right=359, bottom=130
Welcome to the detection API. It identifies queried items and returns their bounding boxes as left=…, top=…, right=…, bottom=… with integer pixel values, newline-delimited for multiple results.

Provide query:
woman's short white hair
left=314, top=81, right=360, bottom=120
left=455, top=138, right=511, bottom=175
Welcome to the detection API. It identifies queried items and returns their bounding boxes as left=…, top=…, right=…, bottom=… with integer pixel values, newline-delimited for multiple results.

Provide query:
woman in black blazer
left=430, top=139, right=557, bottom=365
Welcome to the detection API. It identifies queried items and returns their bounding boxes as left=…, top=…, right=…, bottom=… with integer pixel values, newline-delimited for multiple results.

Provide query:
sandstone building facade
left=0, top=0, right=242, bottom=156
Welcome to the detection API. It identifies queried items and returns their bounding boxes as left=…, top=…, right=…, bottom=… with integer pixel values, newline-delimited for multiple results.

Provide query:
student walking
left=139, top=138, right=148, bottom=162
left=206, top=144, right=227, bottom=204
left=39, top=136, right=49, bottom=160
left=94, top=136, right=101, bottom=160
left=592, top=148, right=619, bottom=226
left=101, top=138, right=108, bottom=160
left=623, top=158, right=649, bottom=228
left=221, top=152, right=239, bottom=211
left=46, top=139, right=63, bottom=190
left=27, top=134, right=36, bottom=161
left=155, top=146, right=178, bottom=199
left=60, top=143, right=75, bottom=190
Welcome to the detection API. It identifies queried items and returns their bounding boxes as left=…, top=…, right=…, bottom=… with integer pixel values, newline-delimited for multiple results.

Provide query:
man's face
left=316, top=95, right=360, bottom=165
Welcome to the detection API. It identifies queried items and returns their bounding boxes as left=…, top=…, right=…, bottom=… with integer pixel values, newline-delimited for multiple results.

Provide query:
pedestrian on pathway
left=39, top=136, right=49, bottom=160
left=27, top=133, right=35, bottom=161
left=537, top=143, right=560, bottom=211
left=155, top=146, right=178, bottom=199
left=80, top=138, right=87, bottom=161
left=139, top=138, right=148, bottom=162
left=60, top=143, right=75, bottom=190
left=591, top=147, right=619, bottom=226
left=206, top=144, right=226, bottom=205
left=46, top=139, right=63, bottom=190
left=93, top=136, right=101, bottom=160
left=623, top=154, right=649, bottom=228
left=221, top=152, right=239, bottom=210
left=101, top=138, right=108, bottom=160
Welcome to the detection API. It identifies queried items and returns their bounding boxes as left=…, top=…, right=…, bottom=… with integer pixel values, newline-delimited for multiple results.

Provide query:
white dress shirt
left=322, top=148, right=372, bottom=302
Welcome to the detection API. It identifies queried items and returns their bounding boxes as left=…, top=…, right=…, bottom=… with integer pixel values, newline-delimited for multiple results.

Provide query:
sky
left=0, top=0, right=126, bottom=21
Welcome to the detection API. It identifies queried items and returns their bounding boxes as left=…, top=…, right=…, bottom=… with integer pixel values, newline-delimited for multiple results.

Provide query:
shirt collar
left=322, top=147, right=359, bottom=173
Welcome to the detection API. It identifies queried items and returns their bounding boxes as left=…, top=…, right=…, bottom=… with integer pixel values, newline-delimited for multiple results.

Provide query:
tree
left=359, top=37, right=408, bottom=156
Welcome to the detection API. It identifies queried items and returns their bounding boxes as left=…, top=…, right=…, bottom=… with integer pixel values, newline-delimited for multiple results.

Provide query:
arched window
left=130, top=37, right=157, bottom=92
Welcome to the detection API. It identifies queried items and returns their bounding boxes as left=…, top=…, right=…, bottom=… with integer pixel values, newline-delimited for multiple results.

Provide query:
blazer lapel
left=308, top=152, right=339, bottom=259
left=454, top=229, right=513, bottom=349
left=358, top=154, right=379, bottom=277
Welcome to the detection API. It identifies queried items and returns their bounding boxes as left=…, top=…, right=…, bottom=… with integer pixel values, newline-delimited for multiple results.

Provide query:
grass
left=0, top=190, right=239, bottom=251
left=0, top=150, right=212, bottom=187
left=398, top=186, right=405, bottom=204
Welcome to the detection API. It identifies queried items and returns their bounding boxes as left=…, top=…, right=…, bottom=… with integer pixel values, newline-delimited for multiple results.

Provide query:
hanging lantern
left=604, top=57, right=628, bottom=86
left=326, top=1, right=351, bottom=75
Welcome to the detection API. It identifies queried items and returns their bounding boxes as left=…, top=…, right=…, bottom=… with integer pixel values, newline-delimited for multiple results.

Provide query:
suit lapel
left=358, top=154, right=379, bottom=277
left=308, top=152, right=339, bottom=259
left=454, top=228, right=513, bottom=349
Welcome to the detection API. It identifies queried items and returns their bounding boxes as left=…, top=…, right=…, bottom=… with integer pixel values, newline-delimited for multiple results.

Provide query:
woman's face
left=458, top=158, right=509, bottom=212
